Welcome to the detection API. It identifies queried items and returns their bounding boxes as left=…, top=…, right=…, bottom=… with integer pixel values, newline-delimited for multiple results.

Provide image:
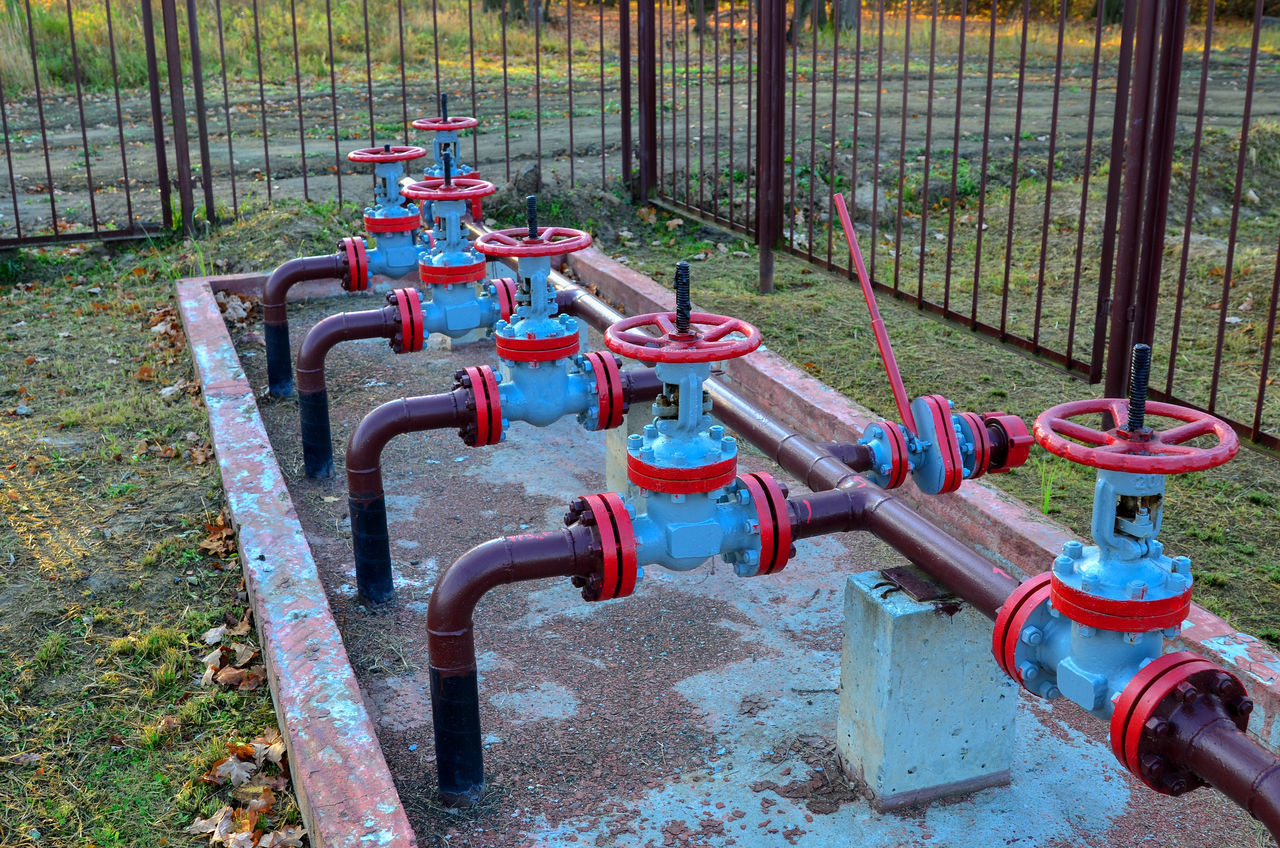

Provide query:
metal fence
left=0, top=0, right=1276, bottom=452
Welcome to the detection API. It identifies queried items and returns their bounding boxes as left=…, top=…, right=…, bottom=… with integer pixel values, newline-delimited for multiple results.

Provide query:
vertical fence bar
left=184, top=0, right=215, bottom=221
left=432, top=0, right=442, bottom=116
left=848, top=0, right=862, bottom=278
left=142, top=0, right=173, bottom=230
left=252, top=0, right=273, bottom=201
left=941, top=0, right=968, bottom=314
left=1064, top=0, right=1106, bottom=367
left=1090, top=0, right=1138, bottom=384
left=325, top=0, right=342, bottom=205
left=968, top=0, right=998, bottom=327
left=622, top=0, right=634, bottom=192
left=727, top=0, right=735, bottom=225
left=683, top=0, right=690, bottom=203
left=502, top=0, right=512, bottom=183
left=1207, top=0, right=1264, bottom=413
left=996, top=1, right=1031, bottom=338
left=1165, top=0, right=1216, bottom=397
left=362, top=0, right=375, bottom=145
left=638, top=0, right=656, bottom=198
left=568, top=0, right=576, bottom=187
left=696, top=1, right=704, bottom=210
left=869, top=0, right=884, bottom=284
left=24, top=0, right=61, bottom=234
left=658, top=0, right=665, bottom=196
left=823, top=0, right=840, bottom=267
left=1103, top=0, right=1161, bottom=400
left=535, top=0, right=544, bottom=172
left=915, top=1, right=939, bottom=301
left=0, top=67, right=22, bottom=238
left=600, top=0, right=608, bottom=185
left=106, top=0, right=141, bottom=228
left=397, top=0, right=409, bottom=145
left=1254, top=243, right=1280, bottom=437
left=745, top=0, right=754, bottom=230
left=64, top=0, right=100, bottom=232
left=712, top=0, right=721, bottom=220
left=1030, top=0, right=1069, bottom=352
left=805, top=0, right=818, bottom=258
left=787, top=0, right=798, bottom=251
left=214, top=0, right=239, bottom=215
left=160, top=0, right=194, bottom=234
left=755, top=0, right=784, bottom=292
left=468, top=0, right=479, bottom=166
left=891, top=0, right=911, bottom=291
left=289, top=0, right=310, bottom=202
left=670, top=0, right=678, bottom=198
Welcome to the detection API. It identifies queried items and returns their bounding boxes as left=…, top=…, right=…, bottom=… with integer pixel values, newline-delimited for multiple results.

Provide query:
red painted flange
left=579, top=492, right=638, bottom=602
left=1034, top=398, right=1237, bottom=474
left=1049, top=574, right=1191, bottom=633
left=582, top=351, right=625, bottom=431
left=495, top=333, right=580, bottom=363
left=363, top=213, right=420, bottom=234
left=402, top=177, right=496, bottom=202
left=340, top=236, right=369, bottom=292
left=735, top=472, right=793, bottom=576
left=388, top=288, right=424, bottom=353
left=474, top=226, right=593, bottom=258
left=983, top=412, right=1033, bottom=473
left=991, top=572, right=1051, bottom=690
left=605, top=311, right=761, bottom=365
left=419, top=259, right=486, bottom=286
left=958, top=410, right=992, bottom=480
left=347, top=145, right=427, bottom=163
left=626, top=455, right=738, bottom=495
left=458, top=365, right=502, bottom=447
left=412, top=115, right=480, bottom=132
left=493, top=278, right=517, bottom=322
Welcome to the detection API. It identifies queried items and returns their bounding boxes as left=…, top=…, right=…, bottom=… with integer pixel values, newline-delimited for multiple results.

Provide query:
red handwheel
left=1034, top=398, right=1237, bottom=475
left=347, top=145, right=427, bottom=163
left=474, top=226, right=593, bottom=258
left=412, top=115, right=480, bottom=132
left=605, top=311, right=761, bottom=364
left=402, top=177, right=496, bottom=203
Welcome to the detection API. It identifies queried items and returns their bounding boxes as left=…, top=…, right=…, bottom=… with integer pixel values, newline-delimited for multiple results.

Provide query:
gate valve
left=454, top=198, right=624, bottom=446
left=348, top=143, right=428, bottom=280
left=401, top=153, right=495, bottom=275
left=412, top=94, right=482, bottom=219
left=993, top=344, right=1240, bottom=725
left=559, top=262, right=788, bottom=591
left=831, top=192, right=1032, bottom=493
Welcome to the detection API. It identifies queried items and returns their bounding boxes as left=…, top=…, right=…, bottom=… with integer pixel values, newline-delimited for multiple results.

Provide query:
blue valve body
left=364, top=159, right=422, bottom=280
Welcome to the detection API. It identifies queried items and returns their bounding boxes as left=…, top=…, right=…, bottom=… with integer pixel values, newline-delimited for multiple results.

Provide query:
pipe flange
left=492, top=278, right=518, bottom=323
left=956, top=411, right=993, bottom=480
left=627, top=455, right=738, bottom=495
left=419, top=259, right=487, bottom=286
left=733, top=472, right=793, bottom=577
left=567, top=492, right=637, bottom=602
left=340, top=236, right=369, bottom=292
left=387, top=288, right=424, bottom=354
left=456, top=365, right=502, bottom=447
left=1049, top=573, right=1192, bottom=633
left=495, top=332, right=581, bottom=363
left=858, top=420, right=909, bottom=490
left=910, top=394, right=964, bottom=495
left=983, top=412, right=1033, bottom=474
left=582, top=351, right=625, bottom=432
left=1111, top=651, right=1251, bottom=796
left=364, top=212, right=421, bottom=234
left=992, top=572, right=1059, bottom=698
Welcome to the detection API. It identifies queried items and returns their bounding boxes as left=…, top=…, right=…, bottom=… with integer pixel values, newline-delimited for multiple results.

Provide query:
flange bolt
left=526, top=195, right=538, bottom=240
left=1127, top=343, right=1152, bottom=432
left=674, top=260, right=691, bottom=334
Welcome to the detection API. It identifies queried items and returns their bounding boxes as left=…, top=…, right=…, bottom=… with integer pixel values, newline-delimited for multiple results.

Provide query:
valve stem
left=442, top=150, right=452, bottom=186
left=383, top=143, right=391, bottom=153
left=1127, top=343, right=1152, bottom=432
left=441, top=92, right=449, bottom=121
left=674, top=261, right=691, bottom=334
left=526, top=195, right=538, bottom=240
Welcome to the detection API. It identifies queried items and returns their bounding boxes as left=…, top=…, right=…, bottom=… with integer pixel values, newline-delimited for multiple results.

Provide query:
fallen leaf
left=233, top=784, right=276, bottom=815
left=237, top=666, right=267, bottom=691
left=229, top=643, right=257, bottom=668
left=185, top=806, right=233, bottom=842
left=252, top=727, right=287, bottom=767
left=227, top=741, right=257, bottom=762
left=258, top=825, right=306, bottom=847
left=202, top=624, right=228, bottom=645
left=212, top=755, right=258, bottom=787
left=134, top=365, right=156, bottom=382
left=225, top=612, right=252, bottom=637
left=2, top=752, right=41, bottom=767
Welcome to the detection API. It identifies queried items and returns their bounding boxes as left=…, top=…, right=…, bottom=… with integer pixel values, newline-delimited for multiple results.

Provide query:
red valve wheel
left=605, top=312, right=761, bottom=365
left=412, top=115, right=480, bottom=132
left=474, top=226, right=593, bottom=258
left=401, top=177, right=496, bottom=202
left=347, top=145, right=427, bottom=163
left=1034, top=398, right=1238, bottom=474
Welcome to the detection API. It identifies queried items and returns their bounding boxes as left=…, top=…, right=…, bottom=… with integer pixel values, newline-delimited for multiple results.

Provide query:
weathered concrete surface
left=238, top=295, right=1265, bottom=847
left=177, top=277, right=417, bottom=848
left=837, top=571, right=1016, bottom=810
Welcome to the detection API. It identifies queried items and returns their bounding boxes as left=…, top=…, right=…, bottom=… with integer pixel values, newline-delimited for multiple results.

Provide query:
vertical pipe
left=184, top=0, right=215, bottom=221
left=325, top=0, right=342, bottom=205
left=24, top=0, right=61, bottom=233
left=288, top=0, right=310, bottom=201
left=755, top=0, right=784, bottom=293
left=638, top=0, right=657, bottom=199
left=64, top=0, right=101, bottom=232
left=251, top=0, right=273, bottom=201
left=160, top=0, right=194, bottom=234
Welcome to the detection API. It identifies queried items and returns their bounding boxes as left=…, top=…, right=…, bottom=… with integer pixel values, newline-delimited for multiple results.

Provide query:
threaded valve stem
left=675, top=261, right=691, bottom=334
left=1127, top=343, right=1152, bottom=431
left=526, top=195, right=538, bottom=240
left=442, top=150, right=452, bottom=186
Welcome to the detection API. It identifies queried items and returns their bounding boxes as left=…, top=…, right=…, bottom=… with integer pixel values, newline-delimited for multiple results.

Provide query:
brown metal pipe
left=296, top=305, right=401, bottom=478
left=1175, top=703, right=1280, bottom=840
left=262, top=253, right=351, bottom=397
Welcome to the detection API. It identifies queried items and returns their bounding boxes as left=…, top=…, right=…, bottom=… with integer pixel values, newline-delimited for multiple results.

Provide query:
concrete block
left=606, top=387, right=652, bottom=497
left=837, top=570, right=1017, bottom=811
left=428, top=325, right=490, bottom=351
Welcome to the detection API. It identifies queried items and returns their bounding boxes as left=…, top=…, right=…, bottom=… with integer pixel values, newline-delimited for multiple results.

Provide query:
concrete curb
left=176, top=275, right=417, bottom=848
left=564, top=246, right=1280, bottom=750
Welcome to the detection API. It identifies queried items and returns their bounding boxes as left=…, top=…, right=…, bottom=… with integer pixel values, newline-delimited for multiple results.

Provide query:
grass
left=0, top=198, right=358, bottom=847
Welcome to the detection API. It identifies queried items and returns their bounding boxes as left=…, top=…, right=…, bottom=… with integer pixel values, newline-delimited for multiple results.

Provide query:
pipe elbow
left=345, top=390, right=469, bottom=496
left=296, top=307, right=398, bottom=395
left=262, top=253, right=345, bottom=321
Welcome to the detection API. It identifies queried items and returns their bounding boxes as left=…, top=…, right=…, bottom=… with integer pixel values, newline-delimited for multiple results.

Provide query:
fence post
left=141, top=0, right=173, bottom=232
left=620, top=0, right=634, bottom=194
left=159, top=0, right=194, bottom=236
left=185, top=0, right=216, bottom=225
left=1103, top=1, right=1185, bottom=406
left=755, top=0, right=786, bottom=294
left=636, top=0, right=657, bottom=201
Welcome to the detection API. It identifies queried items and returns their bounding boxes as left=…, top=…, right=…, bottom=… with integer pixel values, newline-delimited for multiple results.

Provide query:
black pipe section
left=347, top=390, right=471, bottom=603
left=297, top=306, right=401, bottom=478
left=427, top=525, right=599, bottom=806
left=263, top=253, right=352, bottom=397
